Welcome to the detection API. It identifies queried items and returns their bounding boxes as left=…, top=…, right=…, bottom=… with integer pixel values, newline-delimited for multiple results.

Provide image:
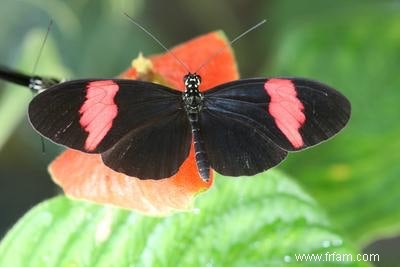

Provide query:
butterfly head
left=29, top=76, right=60, bottom=92
left=184, top=73, right=201, bottom=90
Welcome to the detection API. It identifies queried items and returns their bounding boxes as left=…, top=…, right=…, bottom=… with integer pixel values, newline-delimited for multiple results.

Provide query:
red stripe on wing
left=79, top=80, right=119, bottom=151
left=264, top=78, right=305, bottom=148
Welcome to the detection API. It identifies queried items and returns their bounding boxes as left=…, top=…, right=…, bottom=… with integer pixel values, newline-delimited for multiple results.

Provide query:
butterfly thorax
left=182, top=73, right=203, bottom=115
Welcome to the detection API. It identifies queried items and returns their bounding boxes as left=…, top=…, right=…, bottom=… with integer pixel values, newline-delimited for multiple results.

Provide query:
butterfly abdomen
left=188, top=113, right=210, bottom=181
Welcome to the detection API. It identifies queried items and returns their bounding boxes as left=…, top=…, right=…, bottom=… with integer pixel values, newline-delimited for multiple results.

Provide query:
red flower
left=49, top=31, right=239, bottom=215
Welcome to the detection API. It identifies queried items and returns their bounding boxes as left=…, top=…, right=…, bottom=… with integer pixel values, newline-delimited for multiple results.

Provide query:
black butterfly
left=0, top=18, right=350, bottom=182
left=24, top=73, right=350, bottom=181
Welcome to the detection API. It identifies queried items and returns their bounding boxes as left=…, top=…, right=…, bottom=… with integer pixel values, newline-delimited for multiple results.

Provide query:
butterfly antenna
left=0, top=20, right=57, bottom=90
left=123, top=12, right=191, bottom=73
left=32, top=19, right=53, bottom=76
left=195, top=19, right=267, bottom=73
left=28, top=18, right=60, bottom=94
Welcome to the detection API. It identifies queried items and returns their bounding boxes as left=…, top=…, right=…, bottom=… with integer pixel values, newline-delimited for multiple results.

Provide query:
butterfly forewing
left=289, top=78, right=351, bottom=146
left=29, top=79, right=182, bottom=152
left=204, top=77, right=351, bottom=152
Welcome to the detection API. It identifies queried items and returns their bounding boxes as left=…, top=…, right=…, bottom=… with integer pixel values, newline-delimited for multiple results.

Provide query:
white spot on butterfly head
left=183, top=73, right=201, bottom=90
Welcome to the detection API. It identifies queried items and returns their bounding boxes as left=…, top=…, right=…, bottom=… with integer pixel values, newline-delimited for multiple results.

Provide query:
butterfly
left=1, top=18, right=351, bottom=182
left=27, top=73, right=351, bottom=181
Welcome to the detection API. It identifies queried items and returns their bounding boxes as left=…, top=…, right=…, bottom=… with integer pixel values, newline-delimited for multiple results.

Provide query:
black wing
left=201, top=77, right=350, bottom=176
left=101, top=110, right=191, bottom=179
left=199, top=110, right=288, bottom=176
left=29, top=79, right=191, bottom=179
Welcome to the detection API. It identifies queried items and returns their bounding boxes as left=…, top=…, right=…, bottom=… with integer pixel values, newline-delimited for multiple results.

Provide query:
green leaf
left=268, top=3, right=400, bottom=245
left=0, top=28, right=69, bottom=149
left=0, top=171, right=368, bottom=267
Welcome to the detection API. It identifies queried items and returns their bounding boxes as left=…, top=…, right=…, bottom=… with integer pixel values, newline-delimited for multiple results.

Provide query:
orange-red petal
left=49, top=146, right=212, bottom=215
left=125, top=31, right=239, bottom=91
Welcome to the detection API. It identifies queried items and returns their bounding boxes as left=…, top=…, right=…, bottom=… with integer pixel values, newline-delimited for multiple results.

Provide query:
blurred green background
left=0, top=0, right=399, bottom=266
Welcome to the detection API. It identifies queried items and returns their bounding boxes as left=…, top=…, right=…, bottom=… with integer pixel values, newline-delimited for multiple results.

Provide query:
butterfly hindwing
left=199, top=109, right=288, bottom=176
left=101, top=110, right=191, bottom=179
left=204, top=77, right=351, bottom=152
left=28, top=79, right=183, bottom=153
